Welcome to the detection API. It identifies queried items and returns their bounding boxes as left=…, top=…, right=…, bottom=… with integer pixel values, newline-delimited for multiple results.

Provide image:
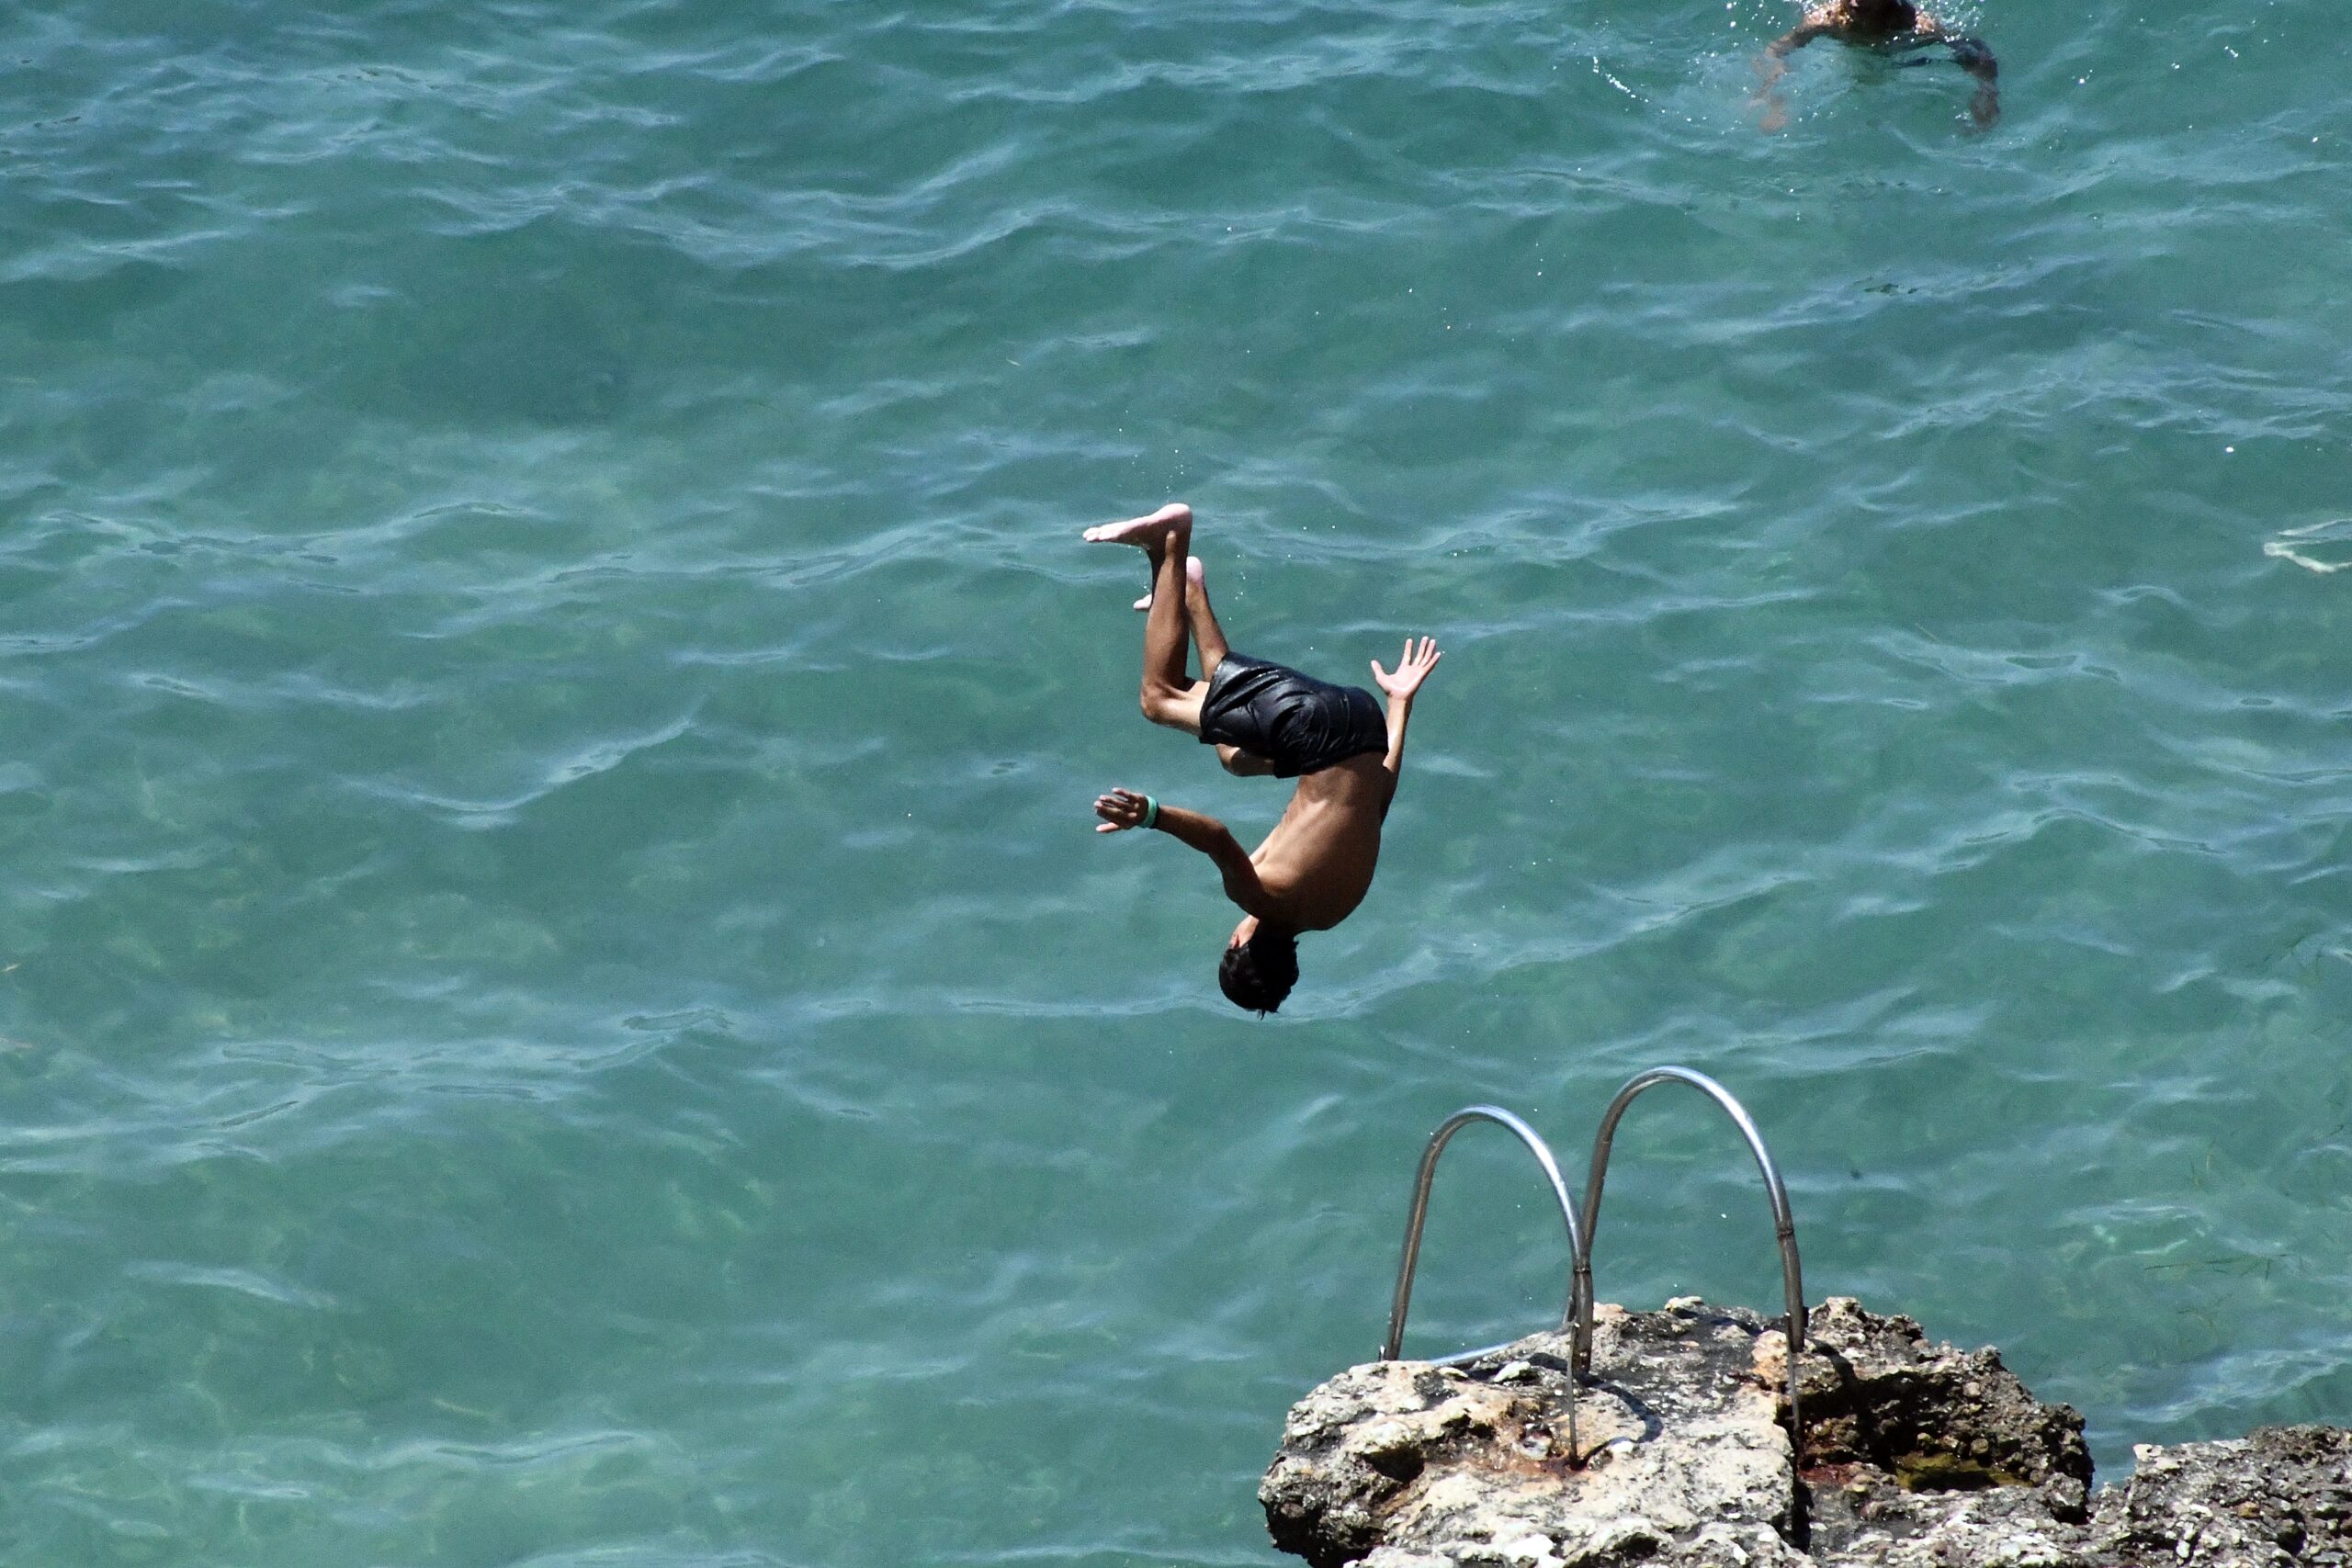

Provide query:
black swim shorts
left=1198, top=653, right=1388, bottom=778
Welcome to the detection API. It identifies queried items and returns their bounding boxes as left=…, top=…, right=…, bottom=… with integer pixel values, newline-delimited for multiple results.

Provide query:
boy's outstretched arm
left=1944, top=35, right=1999, bottom=129
left=1094, top=788, right=1275, bottom=917
left=1764, top=20, right=1832, bottom=59
left=1754, top=22, right=1829, bottom=130
left=1370, top=636, right=1443, bottom=818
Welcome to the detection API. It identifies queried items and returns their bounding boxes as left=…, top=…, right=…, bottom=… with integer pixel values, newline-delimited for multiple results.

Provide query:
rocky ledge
left=1261, top=1297, right=2350, bottom=1568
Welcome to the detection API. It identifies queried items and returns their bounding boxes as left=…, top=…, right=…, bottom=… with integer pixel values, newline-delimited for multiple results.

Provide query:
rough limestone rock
left=1261, top=1297, right=2352, bottom=1568
left=2087, top=1427, right=2352, bottom=1567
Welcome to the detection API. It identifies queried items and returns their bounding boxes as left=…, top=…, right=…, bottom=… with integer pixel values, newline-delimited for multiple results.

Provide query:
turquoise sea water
left=4, top=0, right=2349, bottom=1562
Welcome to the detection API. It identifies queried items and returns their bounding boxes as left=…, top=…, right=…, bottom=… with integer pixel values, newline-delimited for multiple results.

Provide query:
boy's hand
left=1094, top=788, right=1149, bottom=832
left=1372, top=637, right=1442, bottom=702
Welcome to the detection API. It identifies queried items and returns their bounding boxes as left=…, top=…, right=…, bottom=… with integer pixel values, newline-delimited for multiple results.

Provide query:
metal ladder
left=1380, top=1105, right=1588, bottom=1463
left=1377, top=1067, right=1807, bottom=1469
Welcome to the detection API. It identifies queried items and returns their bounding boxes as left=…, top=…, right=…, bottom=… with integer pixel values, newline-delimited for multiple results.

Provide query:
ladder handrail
left=1381, top=1105, right=1585, bottom=1463
left=1568, top=1067, right=1807, bottom=1461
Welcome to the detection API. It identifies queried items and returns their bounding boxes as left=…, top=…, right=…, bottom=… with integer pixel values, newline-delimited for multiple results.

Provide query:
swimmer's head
left=1219, top=918, right=1298, bottom=1015
left=1850, top=0, right=1917, bottom=25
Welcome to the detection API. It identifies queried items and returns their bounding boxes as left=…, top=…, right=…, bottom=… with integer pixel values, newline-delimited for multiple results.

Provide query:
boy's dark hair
left=1218, top=928, right=1300, bottom=1015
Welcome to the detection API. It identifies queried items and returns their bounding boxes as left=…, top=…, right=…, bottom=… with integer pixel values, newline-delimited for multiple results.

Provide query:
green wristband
left=1141, top=795, right=1160, bottom=830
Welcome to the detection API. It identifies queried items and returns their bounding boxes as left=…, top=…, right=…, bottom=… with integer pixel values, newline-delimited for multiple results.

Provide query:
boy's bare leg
left=1183, top=557, right=1228, bottom=674
left=1083, top=503, right=1204, bottom=732
left=1182, top=558, right=1275, bottom=774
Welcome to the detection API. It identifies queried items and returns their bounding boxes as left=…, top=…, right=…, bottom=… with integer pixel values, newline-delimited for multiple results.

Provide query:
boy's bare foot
left=1083, top=502, right=1191, bottom=547
left=1135, top=554, right=1206, bottom=611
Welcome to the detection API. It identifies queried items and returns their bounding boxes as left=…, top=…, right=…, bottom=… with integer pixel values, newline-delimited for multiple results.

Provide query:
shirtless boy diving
left=1083, top=503, right=1441, bottom=1015
left=1755, top=0, right=1999, bottom=131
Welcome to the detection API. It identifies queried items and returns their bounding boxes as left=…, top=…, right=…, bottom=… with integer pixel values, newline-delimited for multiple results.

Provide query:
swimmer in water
left=1082, top=503, right=1442, bottom=1015
left=1755, top=0, right=1999, bottom=131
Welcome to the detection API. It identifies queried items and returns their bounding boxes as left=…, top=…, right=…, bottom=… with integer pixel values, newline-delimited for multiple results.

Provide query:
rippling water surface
left=4, top=0, right=2349, bottom=1562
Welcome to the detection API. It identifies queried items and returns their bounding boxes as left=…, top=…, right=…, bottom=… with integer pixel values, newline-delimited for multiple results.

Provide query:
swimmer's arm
left=1763, top=21, right=1832, bottom=60
left=1166, top=806, right=1278, bottom=916
left=1754, top=21, right=1829, bottom=128
left=1095, top=789, right=1276, bottom=917
left=1377, top=696, right=1415, bottom=818
left=1909, top=18, right=1997, bottom=85
left=1943, top=34, right=1999, bottom=128
left=1371, top=637, right=1443, bottom=815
